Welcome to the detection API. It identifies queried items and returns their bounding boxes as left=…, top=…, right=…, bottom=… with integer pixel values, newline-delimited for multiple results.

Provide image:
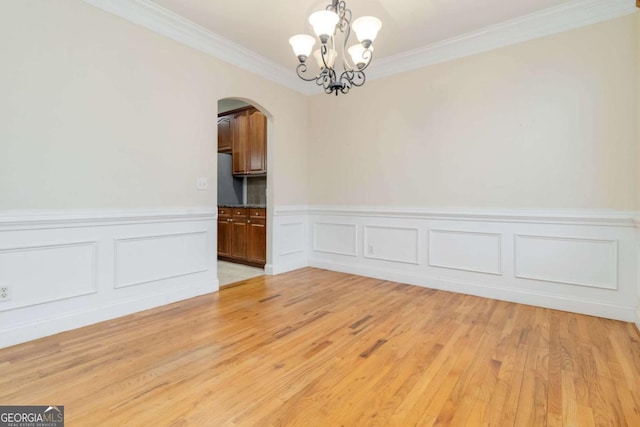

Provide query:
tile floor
left=217, top=260, right=264, bottom=287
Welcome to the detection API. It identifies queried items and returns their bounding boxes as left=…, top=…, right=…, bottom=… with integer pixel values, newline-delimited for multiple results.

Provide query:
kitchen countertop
left=218, top=204, right=266, bottom=209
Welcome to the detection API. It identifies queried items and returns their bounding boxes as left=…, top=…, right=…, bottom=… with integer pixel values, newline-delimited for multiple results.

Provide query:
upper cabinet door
left=248, top=109, right=267, bottom=174
left=217, top=115, right=233, bottom=153
left=232, top=111, right=249, bottom=175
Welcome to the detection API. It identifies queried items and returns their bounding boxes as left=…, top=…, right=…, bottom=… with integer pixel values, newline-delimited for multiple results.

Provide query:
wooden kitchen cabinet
left=232, top=111, right=249, bottom=175
left=217, top=115, right=233, bottom=153
left=217, top=106, right=266, bottom=175
left=230, top=208, right=248, bottom=259
left=217, top=208, right=232, bottom=256
left=248, top=109, right=266, bottom=174
left=247, top=209, right=266, bottom=264
left=218, top=207, right=266, bottom=267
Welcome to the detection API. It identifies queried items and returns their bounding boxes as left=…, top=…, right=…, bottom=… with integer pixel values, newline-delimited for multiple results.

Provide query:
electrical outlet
left=0, top=286, right=10, bottom=302
left=367, top=245, right=374, bottom=255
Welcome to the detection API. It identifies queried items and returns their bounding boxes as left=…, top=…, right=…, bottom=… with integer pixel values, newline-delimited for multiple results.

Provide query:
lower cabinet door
left=247, top=219, right=266, bottom=264
left=217, top=219, right=232, bottom=257
left=230, top=219, right=248, bottom=259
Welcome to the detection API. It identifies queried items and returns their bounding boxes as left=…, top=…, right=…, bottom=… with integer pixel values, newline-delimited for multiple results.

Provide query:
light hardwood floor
left=1, top=268, right=639, bottom=426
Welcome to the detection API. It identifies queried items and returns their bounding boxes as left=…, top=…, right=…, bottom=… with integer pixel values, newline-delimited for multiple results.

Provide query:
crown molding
left=82, top=0, right=637, bottom=96
left=368, top=0, right=637, bottom=80
left=81, top=0, right=315, bottom=95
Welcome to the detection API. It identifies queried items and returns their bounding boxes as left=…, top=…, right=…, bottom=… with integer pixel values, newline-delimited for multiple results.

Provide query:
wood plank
left=1, top=268, right=639, bottom=425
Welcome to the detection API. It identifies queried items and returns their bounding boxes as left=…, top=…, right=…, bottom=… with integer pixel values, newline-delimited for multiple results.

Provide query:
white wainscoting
left=429, top=229, right=502, bottom=275
left=0, top=241, right=97, bottom=309
left=266, top=206, right=308, bottom=275
left=0, top=209, right=218, bottom=348
left=307, top=206, right=638, bottom=322
left=514, top=234, right=617, bottom=290
left=114, top=231, right=209, bottom=288
left=635, top=217, right=640, bottom=331
left=364, top=225, right=419, bottom=264
left=314, top=223, right=357, bottom=256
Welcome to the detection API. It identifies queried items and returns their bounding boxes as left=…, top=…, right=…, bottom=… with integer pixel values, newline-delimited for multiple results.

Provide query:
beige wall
left=2, top=2, right=637, bottom=212
left=0, top=0, right=309, bottom=210
left=309, top=15, right=638, bottom=210
left=638, top=13, right=640, bottom=213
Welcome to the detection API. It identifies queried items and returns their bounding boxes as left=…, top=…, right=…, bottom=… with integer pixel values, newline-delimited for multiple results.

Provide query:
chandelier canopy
left=289, top=0, right=381, bottom=96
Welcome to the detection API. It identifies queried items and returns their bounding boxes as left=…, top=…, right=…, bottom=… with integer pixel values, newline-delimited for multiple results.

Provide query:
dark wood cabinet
left=218, top=207, right=266, bottom=267
left=230, top=208, right=248, bottom=259
left=247, top=209, right=266, bottom=264
left=232, top=112, right=249, bottom=175
left=248, top=109, right=266, bottom=174
left=217, top=116, right=232, bottom=153
left=217, top=208, right=232, bottom=257
left=217, top=107, right=266, bottom=175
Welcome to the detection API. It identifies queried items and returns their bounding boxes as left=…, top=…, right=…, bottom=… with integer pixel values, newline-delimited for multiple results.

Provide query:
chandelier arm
left=317, top=72, right=331, bottom=89
left=351, top=71, right=366, bottom=87
left=359, top=48, right=374, bottom=72
left=296, top=63, right=321, bottom=82
left=341, top=8, right=353, bottom=70
left=318, top=44, right=330, bottom=73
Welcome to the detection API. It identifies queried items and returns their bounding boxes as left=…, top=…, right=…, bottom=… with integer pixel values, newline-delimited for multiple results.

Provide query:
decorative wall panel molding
left=364, top=225, right=419, bottom=264
left=313, top=223, right=357, bottom=257
left=114, top=231, right=208, bottom=288
left=267, top=207, right=309, bottom=276
left=429, top=229, right=502, bottom=275
left=0, top=242, right=97, bottom=310
left=277, top=222, right=305, bottom=256
left=515, top=234, right=618, bottom=290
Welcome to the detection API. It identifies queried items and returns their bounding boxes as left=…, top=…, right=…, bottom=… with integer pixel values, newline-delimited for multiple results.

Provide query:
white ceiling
left=150, top=0, right=573, bottom=68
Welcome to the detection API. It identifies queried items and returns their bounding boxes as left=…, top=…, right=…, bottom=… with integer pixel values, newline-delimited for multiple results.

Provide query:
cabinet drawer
left=232, top=208, right=248, bottom=218
left=249, top=208, right=266, bottom=219
left=218, top=208, right=230, bottom=218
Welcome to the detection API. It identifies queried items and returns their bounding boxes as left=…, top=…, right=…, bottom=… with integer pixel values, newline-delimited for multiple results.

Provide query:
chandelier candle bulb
left=314, top=48, right=337, bottom=69
left=352, top=16, right=382, bottom=47
left=290, top=0, right=381, bottom=95
left=289, top=34, right=316, bottom=62
left=309, top=10, right=339, bottom=43
left=348, top=44, right=373, bottom=69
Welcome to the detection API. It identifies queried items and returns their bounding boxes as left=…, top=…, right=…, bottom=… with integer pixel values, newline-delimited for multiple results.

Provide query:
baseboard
left=308, top=258, right=635, bottom=322
left=0, top=278, right=217, bottom=348
left=265, top=259, right=309, bottom=276
left=636, top=307, right=640, bottom=332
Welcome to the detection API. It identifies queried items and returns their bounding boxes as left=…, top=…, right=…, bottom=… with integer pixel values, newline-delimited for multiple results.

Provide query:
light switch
left=196, top=177, right=208, bottom=190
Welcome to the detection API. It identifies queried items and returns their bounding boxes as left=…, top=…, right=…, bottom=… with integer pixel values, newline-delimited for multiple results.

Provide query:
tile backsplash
left=247, top=176, right=267, bottom=205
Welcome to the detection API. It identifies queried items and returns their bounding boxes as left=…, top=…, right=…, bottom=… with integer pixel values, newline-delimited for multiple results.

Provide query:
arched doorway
left=216, top=97, right=273, bottom=288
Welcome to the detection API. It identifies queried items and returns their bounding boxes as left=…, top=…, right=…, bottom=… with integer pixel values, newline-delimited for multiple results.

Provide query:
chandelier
left=289, top=0, right=381, bottom=96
